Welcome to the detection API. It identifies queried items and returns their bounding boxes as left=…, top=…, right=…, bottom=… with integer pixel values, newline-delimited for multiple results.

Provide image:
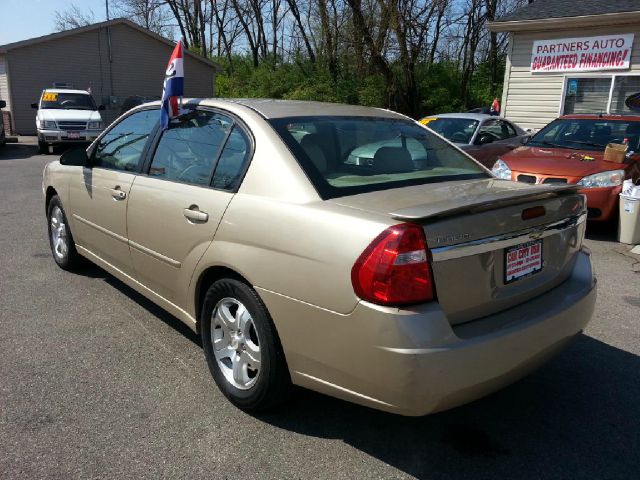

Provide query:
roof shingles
left=495, top=0, right=640, bottom=23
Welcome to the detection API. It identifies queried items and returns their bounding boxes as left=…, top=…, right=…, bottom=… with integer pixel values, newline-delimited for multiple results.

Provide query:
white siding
left=502, top=25, right=640, bottom=130
left=0, top=54, right=10, bottom=112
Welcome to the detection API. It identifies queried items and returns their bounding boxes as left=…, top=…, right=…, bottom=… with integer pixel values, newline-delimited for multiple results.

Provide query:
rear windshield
left=422, top=117, right=479, bottom=144
left=529, top=118, right=640, bottom=152
left=269, top=116, right=488, bottom=199
left=40, top=92, right=97, bottom=111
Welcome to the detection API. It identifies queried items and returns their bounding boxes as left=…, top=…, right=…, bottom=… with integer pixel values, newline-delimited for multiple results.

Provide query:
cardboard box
left=604, top=143, right=628, bottom=163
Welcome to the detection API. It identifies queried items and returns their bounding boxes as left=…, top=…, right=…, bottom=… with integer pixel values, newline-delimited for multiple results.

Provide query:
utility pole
left=105, top=0, right=110, bottom=20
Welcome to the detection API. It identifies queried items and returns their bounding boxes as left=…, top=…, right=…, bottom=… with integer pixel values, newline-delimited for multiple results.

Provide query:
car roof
left=141, top=98, right=408, bottom=120
left=423, top=112, right=497, bottom=121
left=559, top=114, right=640, bottom=121
left=223, top=99, right=409, bottom=119
left=43, top=89, right=91, bottom=95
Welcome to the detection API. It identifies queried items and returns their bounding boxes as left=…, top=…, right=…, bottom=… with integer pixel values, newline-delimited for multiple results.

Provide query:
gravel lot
left=1, top=139, right=639, bottom=479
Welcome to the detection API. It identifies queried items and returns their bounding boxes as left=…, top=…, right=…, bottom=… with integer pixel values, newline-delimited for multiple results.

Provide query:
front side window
left=93, top=109, right=160, bottom=172
left=149, top=111, right=232, bottom=186
left=270, top=116, right=488, bottom=199
left=41, top=92, right=97, bottom=111
left=529, top=118, right=640, bottom=151
left=478, top=120, right=516, bottom=141
left=423, top=117, right=479, bottom=144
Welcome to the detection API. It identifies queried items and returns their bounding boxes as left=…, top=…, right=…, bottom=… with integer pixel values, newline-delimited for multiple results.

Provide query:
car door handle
left=111, top=186, right=126, bottom=201
left=183, top=206, right=209, bottom=223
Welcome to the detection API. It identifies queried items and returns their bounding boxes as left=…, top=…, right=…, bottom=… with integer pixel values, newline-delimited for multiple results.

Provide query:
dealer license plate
left=504, top=240, right=543, bottom=283
left=67, top=131, right=80, bottom=139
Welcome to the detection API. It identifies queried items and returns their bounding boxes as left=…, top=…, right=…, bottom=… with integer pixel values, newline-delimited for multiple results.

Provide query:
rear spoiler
left=391, top=183, right=580, bottom=221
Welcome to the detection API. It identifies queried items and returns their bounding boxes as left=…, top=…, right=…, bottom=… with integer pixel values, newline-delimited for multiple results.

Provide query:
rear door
left=69, top=108, right=159, bottom=273
left=468, top=119, right=522, bottom=167
left=126, top=109, right=252, bottom=305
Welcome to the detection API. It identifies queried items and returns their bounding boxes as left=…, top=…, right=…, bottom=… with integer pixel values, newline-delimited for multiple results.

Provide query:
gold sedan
left=42, top=99, right=596, bottom=416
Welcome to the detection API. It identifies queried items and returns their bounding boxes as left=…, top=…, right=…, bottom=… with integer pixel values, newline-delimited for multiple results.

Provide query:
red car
left=492, top=115, right=640, bottom=221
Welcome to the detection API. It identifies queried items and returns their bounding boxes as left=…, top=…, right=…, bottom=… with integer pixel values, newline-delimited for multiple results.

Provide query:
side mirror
left=60, top=147, right=89, bottom=167
left=31, top=102, right=38, bottom=109
left=521, top=136, right=530, bottom=145
left=0, top=100, right=6, bottom=108
left=98, top=105, right=106, bottom=111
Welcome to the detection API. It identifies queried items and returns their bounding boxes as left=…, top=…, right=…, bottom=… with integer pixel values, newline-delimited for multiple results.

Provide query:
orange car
left=493, top=115, right=640, bottom=221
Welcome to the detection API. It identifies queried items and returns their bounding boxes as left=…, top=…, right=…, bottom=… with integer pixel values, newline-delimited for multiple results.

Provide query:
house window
left=562, top=75, right=640, bottom=115
left=610, top=76, right=640, bottom=114
left=563, top=78, right=611, bottom=115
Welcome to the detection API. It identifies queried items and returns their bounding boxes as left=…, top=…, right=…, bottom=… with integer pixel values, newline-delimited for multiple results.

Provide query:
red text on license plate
left=505, top=240, right=543, bottom=283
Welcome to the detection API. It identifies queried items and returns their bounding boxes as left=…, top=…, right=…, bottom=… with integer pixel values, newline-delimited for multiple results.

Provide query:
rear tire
left=201, top=278, right=291, bottom=411
left=47, top=195, right=81, bottom=270
left=38, top=140, right=48, bottom=154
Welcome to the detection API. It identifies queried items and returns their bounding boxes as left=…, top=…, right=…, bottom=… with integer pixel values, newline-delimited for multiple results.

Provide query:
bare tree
left=112, top=0, right=174, bottom=36
left=53, top=3, right=96, bottom=31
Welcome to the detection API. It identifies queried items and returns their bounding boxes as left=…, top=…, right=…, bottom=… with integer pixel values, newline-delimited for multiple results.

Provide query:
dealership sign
left=531, top=34, right=634, bottom=73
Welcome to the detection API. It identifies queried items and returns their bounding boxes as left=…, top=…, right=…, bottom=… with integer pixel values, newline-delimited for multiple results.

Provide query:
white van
left=32, top=88, right=105, bottom=153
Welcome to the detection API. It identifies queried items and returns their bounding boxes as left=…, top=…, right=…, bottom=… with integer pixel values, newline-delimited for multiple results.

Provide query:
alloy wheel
left=211, top=297, right=262, bottom=390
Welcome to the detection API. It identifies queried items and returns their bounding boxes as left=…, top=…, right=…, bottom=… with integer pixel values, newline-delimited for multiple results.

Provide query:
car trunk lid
left=330, top=179, right=586, bottom=325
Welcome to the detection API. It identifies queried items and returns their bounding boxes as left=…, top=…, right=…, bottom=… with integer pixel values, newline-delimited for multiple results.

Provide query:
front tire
left=201, top=279, right=291, bottom=411
left=38, top=140, right=48, bottom=154
left=47, top=195, right=81, bottom=270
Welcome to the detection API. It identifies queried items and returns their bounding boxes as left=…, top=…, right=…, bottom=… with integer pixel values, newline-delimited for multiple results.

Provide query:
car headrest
left=372, top=146, right=414, bottom=174
left=593, top=125, right=611, bottom=136
left=300, top=133, right=328, bottom=173
left=626, top=123, right=640, bottom=135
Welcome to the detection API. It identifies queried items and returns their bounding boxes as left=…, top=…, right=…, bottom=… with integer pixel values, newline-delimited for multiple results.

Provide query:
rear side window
left=93, top=109, right=159, bottom=172
left=270, top=116, right=488, bottom=199
left=148, top=111, right=232, bottom=186
left=212, top=127, right=250, bottom=190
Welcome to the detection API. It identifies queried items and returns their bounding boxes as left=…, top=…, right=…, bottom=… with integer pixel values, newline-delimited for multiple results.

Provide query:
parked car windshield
left=422, top=117, right=479, bottom=144
left=270, top=116, right=488, bottom=199
left=528, top=118, right=640, bottom=152
left=40, top=92, right=97, bottom=111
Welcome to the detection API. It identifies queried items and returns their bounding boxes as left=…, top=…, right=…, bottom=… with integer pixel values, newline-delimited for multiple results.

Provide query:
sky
left=0, top=0, right=106, bottom=45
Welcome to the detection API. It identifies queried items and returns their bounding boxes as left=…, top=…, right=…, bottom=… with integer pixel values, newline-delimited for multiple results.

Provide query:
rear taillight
left=351, top=223, right=435, bottom=306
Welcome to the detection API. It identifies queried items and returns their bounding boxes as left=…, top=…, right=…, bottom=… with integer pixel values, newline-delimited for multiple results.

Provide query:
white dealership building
left=490, top=0, right=640, bottom=130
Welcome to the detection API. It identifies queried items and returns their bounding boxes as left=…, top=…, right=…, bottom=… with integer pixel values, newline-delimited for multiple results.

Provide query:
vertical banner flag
left=160, top=40, right=184, bottom=129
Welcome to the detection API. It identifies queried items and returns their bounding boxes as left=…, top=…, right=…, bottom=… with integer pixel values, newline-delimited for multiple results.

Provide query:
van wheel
left=38, top=141, right=48, bottom=154
left=47, top=195, right=81, bottom=270
left=201, top=278, right=291, bottom=411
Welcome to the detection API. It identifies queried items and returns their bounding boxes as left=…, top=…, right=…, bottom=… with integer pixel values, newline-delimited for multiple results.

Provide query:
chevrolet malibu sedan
left=43, top=99, right=596, bottom=416
left=419, top=113, right=530, bottom=167
left=493, top=115, right=640, bottom=221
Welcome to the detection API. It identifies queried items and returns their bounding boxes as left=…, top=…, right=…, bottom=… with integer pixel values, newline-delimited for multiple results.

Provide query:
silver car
left=420, top=113, right=530, bottom=168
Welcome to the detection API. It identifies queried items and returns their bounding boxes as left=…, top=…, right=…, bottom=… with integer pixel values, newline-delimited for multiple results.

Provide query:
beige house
left=491, top=0, right=640, bottom=130
left=0, top=19, right=218, bottom=135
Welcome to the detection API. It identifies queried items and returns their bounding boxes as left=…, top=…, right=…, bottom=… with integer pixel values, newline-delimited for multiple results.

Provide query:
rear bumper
left=258, top=250, right=596, bottom=416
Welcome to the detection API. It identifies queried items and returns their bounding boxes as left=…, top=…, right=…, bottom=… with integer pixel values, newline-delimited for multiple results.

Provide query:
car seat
left=372, top=147, right=414, bottom=174
left=300, top=133, right=328, bottom=173
left=592, top=125, right=612, bottom=146
left=625, top=123, right=640, bottom=152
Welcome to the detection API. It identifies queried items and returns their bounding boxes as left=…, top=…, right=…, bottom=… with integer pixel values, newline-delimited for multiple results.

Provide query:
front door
left=126, top=109, right=252, bottom=305
left=69, top=108, right=159, bottom=273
